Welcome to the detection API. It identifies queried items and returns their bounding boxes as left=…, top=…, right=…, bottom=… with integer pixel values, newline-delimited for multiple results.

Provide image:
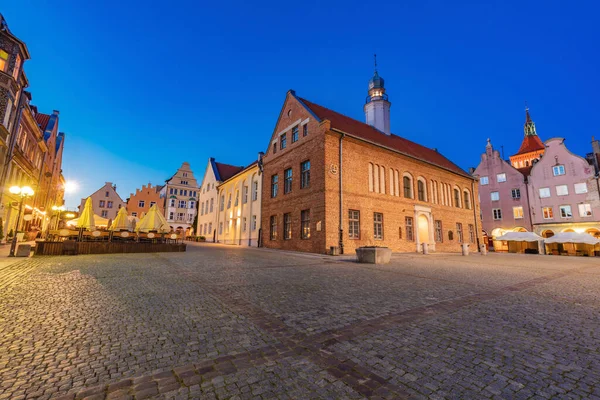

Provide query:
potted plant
left=356, top=245, right=392, bottom=264
left=199, top=236, right=206, bottom=242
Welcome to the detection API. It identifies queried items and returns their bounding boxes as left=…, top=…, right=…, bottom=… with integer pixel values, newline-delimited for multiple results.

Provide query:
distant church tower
left=509, top=105, right=545, bottom=169
left=364, top=55, right=391, bottom=135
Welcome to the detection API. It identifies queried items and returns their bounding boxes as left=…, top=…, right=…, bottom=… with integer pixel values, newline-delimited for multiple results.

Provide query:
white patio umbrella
left=495, top=232, right=543, bottom=242
left=544, top=232, right=600, bottom=245
left=76, top=197, right=95, bottom=231
left=109, top=207, right=129, bottom=231
left=135, top=205, right=170, bottom=233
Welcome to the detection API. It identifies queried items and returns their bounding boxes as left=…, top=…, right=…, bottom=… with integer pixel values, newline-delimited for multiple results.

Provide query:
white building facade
left=160, top=162, right=199, bottom=235
left=214, top=162, right=262, bottom=246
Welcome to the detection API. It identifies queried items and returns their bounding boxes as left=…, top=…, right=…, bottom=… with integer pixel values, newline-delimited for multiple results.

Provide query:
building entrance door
left=417, top=214, right=429, bottom=244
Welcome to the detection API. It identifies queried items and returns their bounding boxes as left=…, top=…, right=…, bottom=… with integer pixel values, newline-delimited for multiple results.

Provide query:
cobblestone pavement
left=1, top=244, right=599, bottom=399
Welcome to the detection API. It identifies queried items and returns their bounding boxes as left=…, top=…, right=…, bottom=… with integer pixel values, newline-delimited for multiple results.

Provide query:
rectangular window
left=497, top=173, right=506, bottom=183
left=107, top=201, right=113, bottom=208
left=219, top=222, right=223, bottom=234
left=252, top=215, right=257, bottom=230
left=405, top=216, right=414, bottom=241
left=271, top=175, right=278, bottom=198
left=303, top=124, right=308, bottom=137
left=105, top=191, right=109, bottom=197
left=280, top=133, right=287, bottom=150
left=208, top=223, right=212, bottom=235
left=131, top=212, right=137, bottom=217
left=511, top=188, right=521, bottom=199
left=374, top=213, right=384, bottom=240
left=181, top=180, right=188, bottom=185
left=99, top=200, right=105, bottom=208
left=553, top=165, right=565, bottom=176
left=513, top=206, right=524, bottom=219
left=539, top=187, right=551, bottom=198
left=150, top=201, right=156, bottom=207
left=301, top=209, right=310, bottom=239
left=559, top=205, right=572, bottom=218
left=179, top=200, right=187, bottom=208
left=12, top=54, right=20, bottom=80
left=456, top=223, right=463, bottom=243
left=300, top=160, right=310, bottom=189
left=227, top=194, right=232, bottom=209
left=273, top=142, right=277, bottom=154
left=493, top=208, right=502, bottom=220
left=579, top=203, right=592, bottom=217
left=220, top=195, right=225, bottom=211
left=556, top=185, right=568, bottom=196
left=0, top=49, right=8, bottom=72
left=292, top=125, right=299, bottom=143
left=252, top=181, right=259, bottom=201
left=210, top=198, right=214, bottom=212
left=270, top=215, right=277, bottom=240
left=234, top=191, right=239, bottom=206
left=284, top=168, right=292, bottom=194
left=101, top=210, right=108, bottom=218
left=138, top=200, right=145, bottom=208
left=574, top=182, right=588, bottom=194
left=435, top=220, right=443, bottom=242
left=468, top=224, right=475, bottom=243
left=490, top=191, right=499, bottom=201
left=243, top=217, right=247, bottom=232
left=243, top=186, right=249, bottom=203
left=169, top=212, right=174, bottom=220
left=283, top=213, right=292, bottom=239
left=480, top=176, right=489, bottom=185
left=348, top=210, right=360, bottom=239
left=542, top=207, right=553, bottom=219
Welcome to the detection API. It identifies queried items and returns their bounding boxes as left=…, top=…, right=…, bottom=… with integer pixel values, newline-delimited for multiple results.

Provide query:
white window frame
left=574, top=182, right=588, bottom=194
left=559, top=205, right=572, bottom=218
left=539, top=188, right=551, bottom=198
left=490, top=191, right=500, bottom=201
left=555, top=185, right=568, bottom=196
left=578, top=203, right=592, bottom=217
left=542, top=207, right=553, bottom=219
left=492, top=208, right=502, bottom=220
left=496, top=173, right=506, bottom=183
left=513, top=206, right=524, bottom=219
left=480, top=176, right=489, bottom=185
left=552, top=165, right=565, bottom=176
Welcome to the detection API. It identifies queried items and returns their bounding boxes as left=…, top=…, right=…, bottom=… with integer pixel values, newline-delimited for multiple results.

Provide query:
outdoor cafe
left=34, top=199, right=186, bottom=255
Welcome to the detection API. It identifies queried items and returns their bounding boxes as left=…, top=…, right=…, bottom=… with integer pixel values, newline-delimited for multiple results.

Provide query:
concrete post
left=480, top=243, right=487, bottom=255
left=422, top=242, right=428, bottom=255
left=461, top=243, right=469, bottom=256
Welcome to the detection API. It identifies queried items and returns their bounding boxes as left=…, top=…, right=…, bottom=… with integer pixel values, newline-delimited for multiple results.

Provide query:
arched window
left=525, top=160, right=529, bottom=167
left=394, top=170, right=400, bottom=196
left=453, top=188, right=461, bottom=208
left=374, top=164, right=380, bottom=193
left=389, top=169, right=395, bottom=196
left=368, top=163, right=374, bottom=192
left=403, top=175, right=413, bottom=199
left=417, top=179, right=426, bottom=201
left=463, top=189, right=471, bottom=210
left=379, top=165, right=386, bottom=194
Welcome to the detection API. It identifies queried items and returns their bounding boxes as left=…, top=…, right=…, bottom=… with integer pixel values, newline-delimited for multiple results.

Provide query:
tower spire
left=524, top=103, right=537, bottom=136
left=364, top=56, right=391, bottom=135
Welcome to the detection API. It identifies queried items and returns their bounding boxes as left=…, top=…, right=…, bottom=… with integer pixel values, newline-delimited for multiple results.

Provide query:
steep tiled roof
left=219, top=161, right=259, bottom=185
left=514, top=135, right=545, bottom=155
left=298, top=97, right=471, bottom=178
left=516, top=165, right=533, bottom=177
left=35, top=113, right=51, bottom=133
left=215, top=162, right=244, bottom=182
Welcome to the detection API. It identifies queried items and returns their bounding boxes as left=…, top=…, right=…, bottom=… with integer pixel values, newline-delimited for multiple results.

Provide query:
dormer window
left=0, top=49, right=8, bottom=72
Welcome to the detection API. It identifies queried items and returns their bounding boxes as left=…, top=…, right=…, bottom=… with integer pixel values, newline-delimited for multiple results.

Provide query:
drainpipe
left=524, top=176, right=534, bottom=232
left=471, top=180, right=481, bottom=252
left=339, top=133, right=345, bottom=254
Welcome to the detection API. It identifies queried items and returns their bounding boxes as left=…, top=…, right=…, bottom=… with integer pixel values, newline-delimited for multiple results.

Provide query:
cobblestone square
left=1, top=244, right=599, bottom=399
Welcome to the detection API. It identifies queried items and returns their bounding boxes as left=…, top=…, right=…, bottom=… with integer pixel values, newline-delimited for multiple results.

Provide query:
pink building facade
left=527, top=138, right=600, bottom=238
left=473, top=139, right=532, bottom=249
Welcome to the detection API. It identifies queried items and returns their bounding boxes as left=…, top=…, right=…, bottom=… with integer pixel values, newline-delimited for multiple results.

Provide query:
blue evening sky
left=3, top=1, right=598, bottom=208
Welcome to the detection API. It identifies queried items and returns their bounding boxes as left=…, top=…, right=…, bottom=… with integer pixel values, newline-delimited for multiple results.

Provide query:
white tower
left=363, top=55, right=391, bottom=135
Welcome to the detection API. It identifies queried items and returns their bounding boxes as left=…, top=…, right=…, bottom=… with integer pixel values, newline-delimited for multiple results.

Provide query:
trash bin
left=461, top=243, right=469, bottom=256
left=330, top=246, right=339, bottom=256
left=480, top=243, right=487, bottom=255
left=422, top=242, right=429, bottom=255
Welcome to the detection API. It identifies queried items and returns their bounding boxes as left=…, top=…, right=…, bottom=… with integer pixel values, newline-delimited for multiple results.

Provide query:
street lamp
left=51, top=205, right=65, bottom=230
left=9, top=185, right=34, bottom=257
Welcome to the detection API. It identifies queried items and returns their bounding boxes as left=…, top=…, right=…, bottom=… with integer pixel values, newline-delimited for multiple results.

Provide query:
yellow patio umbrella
left=109, top=207, right=130, bottom=231
left=76, top=197, right=95, bottom=231
left=135, top=205, right=170, bottom=233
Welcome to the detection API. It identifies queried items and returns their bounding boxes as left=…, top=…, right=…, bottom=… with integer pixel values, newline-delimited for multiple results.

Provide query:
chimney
left=53, top=110, right=60, bottom=115
left=592, top=136, right=600, bottom=155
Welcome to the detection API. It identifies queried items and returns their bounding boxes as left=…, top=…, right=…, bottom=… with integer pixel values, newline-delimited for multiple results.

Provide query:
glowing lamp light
left=65, top=213, right=75, bottom=219
left=574, top=228, right=586, bottom=233
left=9, top=185, right=34, bottom=196
left=64, top=181, right=77, bottom=193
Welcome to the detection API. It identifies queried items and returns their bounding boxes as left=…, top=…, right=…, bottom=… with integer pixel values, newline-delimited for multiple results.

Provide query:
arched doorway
left=562, top=228, right=575, bottom=233
left=417, top=214, right=429, bottom=244
left=586, top=229, right=600, bottom=239
left=541, top=230, right=554, bottom=238
left=513, top=227, right=528, bottom=232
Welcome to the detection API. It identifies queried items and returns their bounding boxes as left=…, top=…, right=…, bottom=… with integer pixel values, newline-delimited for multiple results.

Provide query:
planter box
left=356, top=247, right=392, bottom=264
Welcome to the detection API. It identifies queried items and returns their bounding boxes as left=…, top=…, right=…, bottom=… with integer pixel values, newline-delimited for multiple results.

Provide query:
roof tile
left=215, top=162, right=244, bottom=181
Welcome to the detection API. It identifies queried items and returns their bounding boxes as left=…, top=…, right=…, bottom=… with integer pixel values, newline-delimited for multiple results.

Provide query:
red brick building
left=261, top=70, right=481, bottom=254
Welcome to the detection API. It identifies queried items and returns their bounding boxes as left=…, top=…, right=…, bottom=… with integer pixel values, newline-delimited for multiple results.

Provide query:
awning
left=495, top=232, right=543, bottom=242
left=544, top=232, right=600, bottom=245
